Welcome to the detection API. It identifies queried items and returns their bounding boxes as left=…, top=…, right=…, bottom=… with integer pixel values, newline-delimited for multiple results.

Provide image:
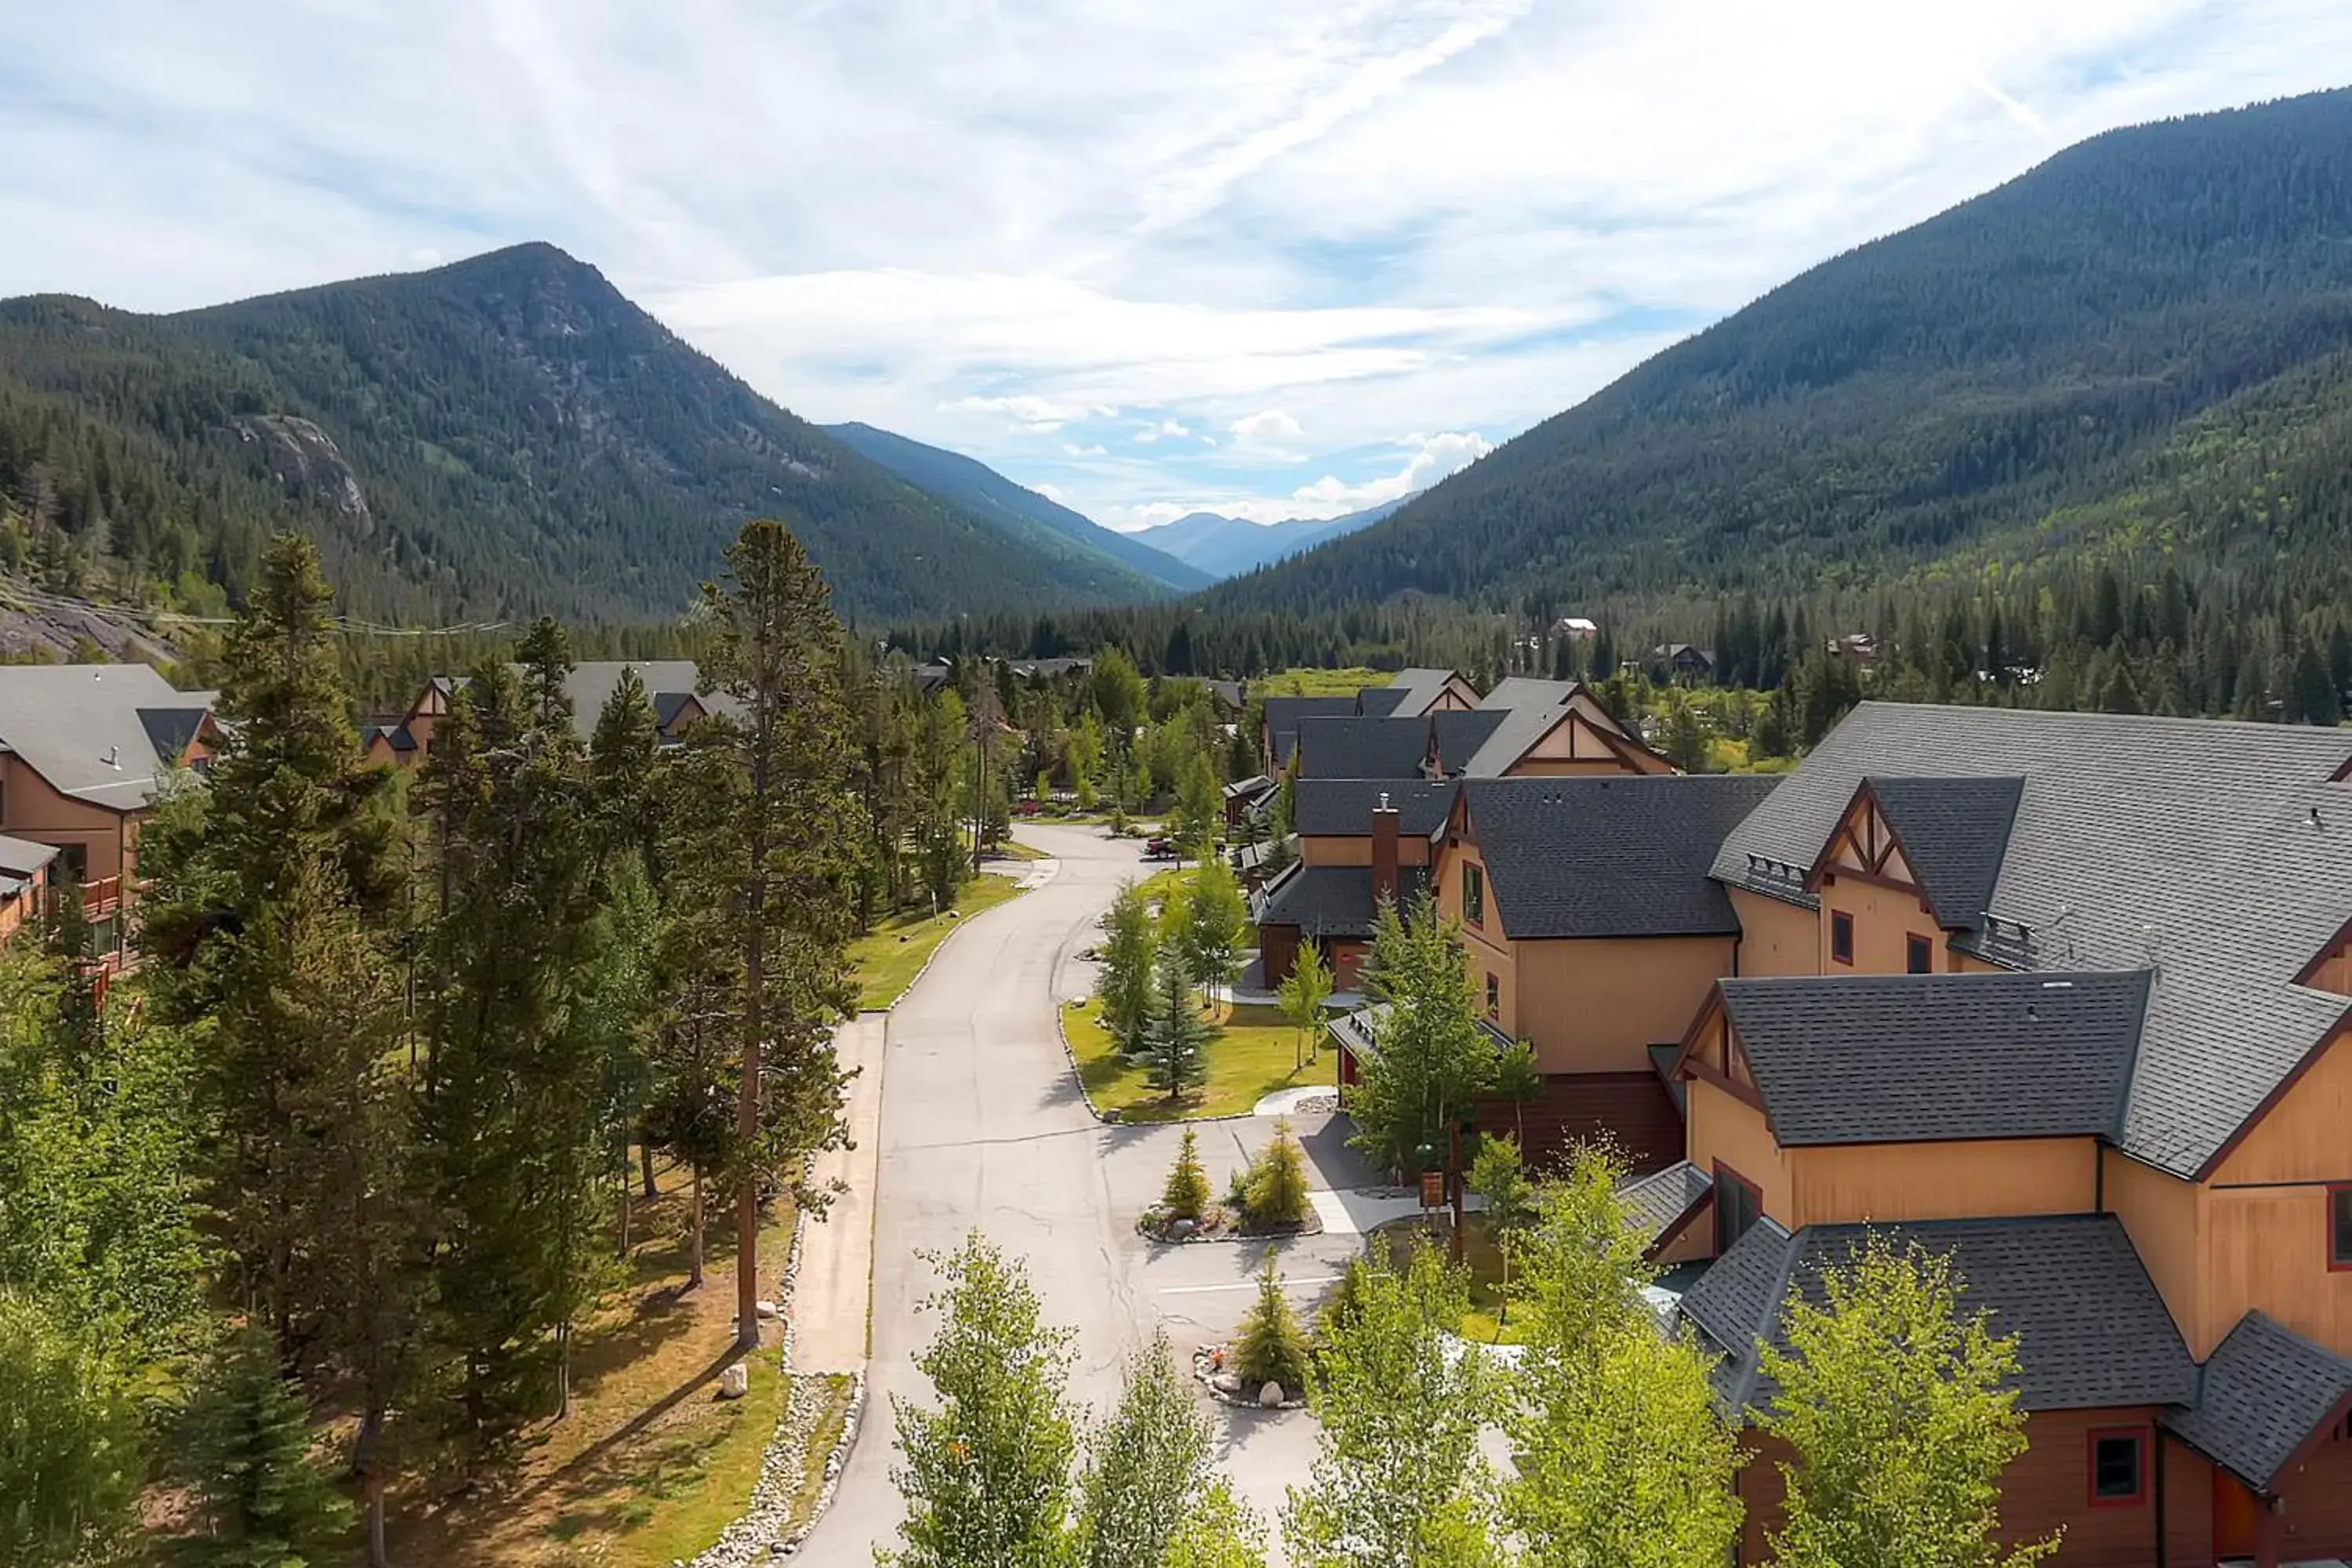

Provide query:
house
left=1654, top=702, right=2352, bottom=1566
left=1260, top=695, right=1360, bottom=772
left=0, top=663, right=220, bottom=964
left=1826, top=631, right=1882, bottom=662
left=1254, top=780, right=1457, bottom=993
left=1400, top=775, right=1776, bottom=1171
left=1555, top=616, right=1599, bottom=639
left=1292, top=682, right=1671, bottom=782
left=0, top=834, right=60, bottom=942
left=365, top=661, right=727, bottom=764
left=1356, top=667, right=1480, bottom=719
left=1653, top=643, right=1716, bottom=680
left=1221, top=774, right=1276, bottom=828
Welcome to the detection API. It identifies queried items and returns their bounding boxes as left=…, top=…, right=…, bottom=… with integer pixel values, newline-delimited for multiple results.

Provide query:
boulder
left=1258, top=1381, right=1284, bottom=1407
left=718, top=1362, right=750, bottom=1399
left=1212, top=1371, right=1242, bottom=1395
left=756, top=1298, right=782, bottom=1320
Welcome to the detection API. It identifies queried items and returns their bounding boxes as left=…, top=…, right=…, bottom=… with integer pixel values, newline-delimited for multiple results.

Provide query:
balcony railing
left=82, top=876, right=123, bottom=917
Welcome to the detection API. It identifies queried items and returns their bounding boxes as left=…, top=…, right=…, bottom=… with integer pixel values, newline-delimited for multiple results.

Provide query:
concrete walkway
left=1308, top=1185, right=1487, bottom=1236
left=789, top=1012, right=887, bottom=1373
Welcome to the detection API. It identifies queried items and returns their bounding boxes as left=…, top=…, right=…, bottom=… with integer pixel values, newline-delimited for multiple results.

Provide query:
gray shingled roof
left=1253, top=862, right=1428, bottom=938
left=1292, top=779, right=1458, bottom=839
left=1295, top=715, right=1436, bottom=779
left=1719, top=971, right=2151, bottom=1145
left=1376, top=668, right=1470, bottom=719
left=561, top=661, right=720, bottom=743
left=1464, top=775, right=1780, bottom=939
left=0, top=834, right=60, bottom=878
left=1621, top=1160, right=1712, bottom=1244
left=1478, top=677, right=1585, bottom=711
left=1356, top=686, right=1412, bottom=718
left=1713, top=703, right=2352, bottom=1178
left=2164, top=1312, right=2352, bottom=1491
left=1679, top=1214, right=2196, bottom=1419
left=0, top=663, right=212, bottom=811
left=1264, top=695, right=1360, bottom=767
left=1860, top=775, right=2023, bottom=932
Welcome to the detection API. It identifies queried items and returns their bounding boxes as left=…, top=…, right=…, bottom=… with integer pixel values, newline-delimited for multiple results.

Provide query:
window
left=1831, top=909, right=1854, bottom=965
left=1907, top=933, right=1933, bottom=974
left=1485, top=973, right=1501, bottom=1021
left=2332, top=1185, right=2352, bottom=1272
left=2088, top=1429, right=2146, bottom=1507
left=1713, top=1163, right=1762, bottom=1254
left=1463, top=862, right=1486, bottom=927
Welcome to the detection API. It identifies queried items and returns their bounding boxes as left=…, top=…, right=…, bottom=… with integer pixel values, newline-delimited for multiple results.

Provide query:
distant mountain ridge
left=0, top=244, right=1179, bottom=623
left=821, top=422, right=1209, bottom=593
left=1212, top=86, right=2352, bottom=615
left=1131, top=497, right=1406, bottom=579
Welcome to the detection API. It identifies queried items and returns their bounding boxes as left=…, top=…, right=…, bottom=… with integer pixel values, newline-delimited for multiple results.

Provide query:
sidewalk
left=790, top=1012, right=887, bottom=1373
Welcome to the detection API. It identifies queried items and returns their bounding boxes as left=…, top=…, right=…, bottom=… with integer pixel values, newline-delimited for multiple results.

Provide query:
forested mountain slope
left=0, top=244, right=1163, bottom=622
left=822, top=420, right=1209, bottom=593
left=1134, top=496, right=1406, bottom=579
left=1212, top=87, right=2352, bottom=615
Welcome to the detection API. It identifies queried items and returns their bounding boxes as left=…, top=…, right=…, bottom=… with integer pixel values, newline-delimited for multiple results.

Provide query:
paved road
left=797, top=822, right=1375, bottom=1561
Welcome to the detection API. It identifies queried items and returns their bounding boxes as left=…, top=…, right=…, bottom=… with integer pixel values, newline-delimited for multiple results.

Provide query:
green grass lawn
left=848, top=873, right=1024, bottom=1011
left=1255, top=666, right=1392, bottom=696
left=1065, top=997, right=1332, bottom=1121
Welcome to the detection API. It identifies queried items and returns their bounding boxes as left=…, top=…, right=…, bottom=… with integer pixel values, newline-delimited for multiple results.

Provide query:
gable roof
left=561, top=661, right=720, bottom=742
left=1293, top=710, right=1511, bottom=780
left=1715, top=971, right=2151, bottom=1145
left=1264, top=695, right=1360, bottom=767
left=1478, top=677, right=1587, bottom=712
left=1252, top=862, right=1429, bottom=939
left=1462, top=775, right=1780, bottom=939
left=0, top=663, right=213, bottom=811
left=1621, top=1159, right=1713, bottom=1246
left=1713, top=702, right=2352, bottom=1178
left=1679, top=1214, right=2195, bottom=1419
left=2164, top=1312, right=2352, bottom=1492
left=1355, top=685, right=1412, bottom=717
left=1291, top=779, right=1457, bottom=839
left=1380, top=667, right=1472, bottom=718
left=1841, top=775, right=2024, bottom=932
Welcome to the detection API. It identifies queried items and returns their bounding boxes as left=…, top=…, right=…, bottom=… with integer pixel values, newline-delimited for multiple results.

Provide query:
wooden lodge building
left=1305, top=697, right=2352, bottom=1566
left=0, top=662, right=219, bottom=966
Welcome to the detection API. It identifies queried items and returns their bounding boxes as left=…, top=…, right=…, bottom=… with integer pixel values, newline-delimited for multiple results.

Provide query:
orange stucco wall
left=2101, top=1149, right=2207, bottom=1352
left=2215, top=1025, right=2352, bottom=1186
left=1686, top=1077, right=1794, bottom=1226
left=1510, top=935, right=1739, bottom=1073
left=1727, top=888, right=1818, bottom=978
left=1298, top=833, right=1432, bottom=869
left=1817, top=873, right=1946, bottom=975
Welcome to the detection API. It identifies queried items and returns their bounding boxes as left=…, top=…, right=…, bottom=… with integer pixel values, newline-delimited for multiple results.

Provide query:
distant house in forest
left=364, top=661, right=727, bottom=765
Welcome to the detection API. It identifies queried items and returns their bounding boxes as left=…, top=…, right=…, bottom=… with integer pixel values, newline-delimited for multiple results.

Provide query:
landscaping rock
left=1258, top=1381, right=1284, bottom=1407
left=718, top=1363, right=750, bottom=1399
left=1213, top=1371, right=1241, bottom=1395
left=756, top=1298, right=782, bottom=1320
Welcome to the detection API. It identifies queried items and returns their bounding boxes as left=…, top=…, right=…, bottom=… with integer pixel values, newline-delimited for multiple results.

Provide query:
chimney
left=1371, top=791, right=1400, bottom=907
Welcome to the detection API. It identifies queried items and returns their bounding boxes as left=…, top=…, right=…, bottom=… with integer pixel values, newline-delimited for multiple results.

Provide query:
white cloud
left=5, top=0, right=2350, bottom=529
left=938, top=393, right=1114, bottom=434
left=1062, top=442, right=1108, bottom=456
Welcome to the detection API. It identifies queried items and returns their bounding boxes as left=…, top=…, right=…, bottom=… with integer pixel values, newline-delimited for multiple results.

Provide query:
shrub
left=1243, top=1117, right=1312, bottom=1227
left=1232, top=1249, right=1312, bottom=1395
left=1162, top=1129, right=1210, bottom=1222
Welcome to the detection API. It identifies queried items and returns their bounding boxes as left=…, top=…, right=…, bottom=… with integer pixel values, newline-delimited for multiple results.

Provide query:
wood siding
left=0, top=755, right=133, bottom=887
left=1477, top=1071, right=1683, bottom=1174
left=2275, top=1429, right=2352, bottom=1560
left=2101, top=1148, right=2207, bottom=1354
left=1686, top=1076, right=1793, bottom=1227
left=2213, top=1024, right=2352, bottom=1186
left=1297, top=833, right=1433, bottom=869
left=2203, top=1184, right=2352, bottom=1360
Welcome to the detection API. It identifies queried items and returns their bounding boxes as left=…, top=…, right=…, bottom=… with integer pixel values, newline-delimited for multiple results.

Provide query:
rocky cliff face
left=228, top=414, right=373, bottom=532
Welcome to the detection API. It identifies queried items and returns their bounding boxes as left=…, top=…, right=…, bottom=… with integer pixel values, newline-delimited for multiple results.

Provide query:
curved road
left=798, top=822, right=1372, bottom=1559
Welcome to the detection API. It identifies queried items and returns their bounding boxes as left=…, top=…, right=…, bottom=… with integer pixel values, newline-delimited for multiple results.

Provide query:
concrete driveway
left=794, top=822, right=1376, bottom=1560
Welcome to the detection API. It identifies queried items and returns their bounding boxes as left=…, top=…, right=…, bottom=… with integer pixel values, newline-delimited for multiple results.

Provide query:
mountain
left=0, top=243, right=1175, bottom=623
left=1214, top=88, right=2352, bottom=615
left=821, top=421, right=1209, bottom=593
left=1133, top=496, right=1406, bottom=579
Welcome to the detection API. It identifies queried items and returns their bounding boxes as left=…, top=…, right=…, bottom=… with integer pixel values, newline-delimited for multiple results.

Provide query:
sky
left=4, top=4, right=2349, bottom=533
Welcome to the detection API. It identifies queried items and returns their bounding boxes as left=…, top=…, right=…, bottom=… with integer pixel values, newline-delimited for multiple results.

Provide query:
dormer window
left=1831, top=910, right=1854, bottom=966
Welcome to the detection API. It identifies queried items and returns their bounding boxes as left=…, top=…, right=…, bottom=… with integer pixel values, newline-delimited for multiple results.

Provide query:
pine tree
left=1161, top=1128, right=1211, bottom=1222
left=1145, top=947, right=1210, bottom=1105
left=1244, top=1118, right=1312, bottom=1227
left=699, top=519, right=866, bottom=1349
left=168, top=1329, right=354, bottom=1567
left=1232, top=1249, right=1312, bottom=1396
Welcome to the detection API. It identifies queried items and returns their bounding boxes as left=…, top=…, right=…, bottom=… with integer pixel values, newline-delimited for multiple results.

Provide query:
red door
left=2215, top=1469, right=2259, bottom=1561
